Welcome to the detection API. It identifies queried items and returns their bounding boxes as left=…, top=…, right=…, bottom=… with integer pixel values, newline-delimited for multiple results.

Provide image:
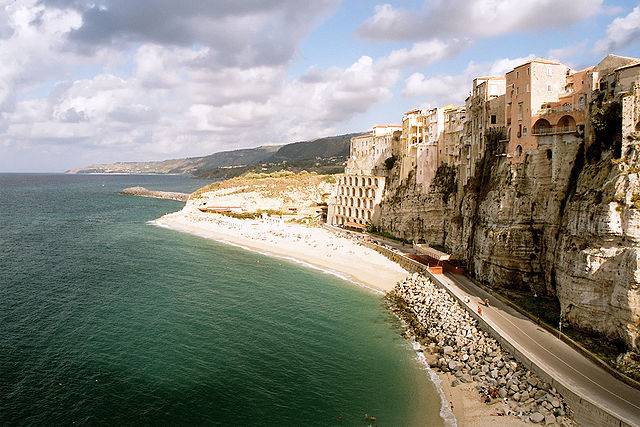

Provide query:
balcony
left=532, top=126, right=576, bottom=136
left=538, top=104, right=577, bottom=115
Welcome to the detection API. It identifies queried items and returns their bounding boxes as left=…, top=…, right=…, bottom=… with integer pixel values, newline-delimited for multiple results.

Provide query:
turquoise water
left=0, top=174, right=444, bottom=425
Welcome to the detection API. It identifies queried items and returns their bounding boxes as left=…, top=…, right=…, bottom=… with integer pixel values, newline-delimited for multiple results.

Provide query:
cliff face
left=377, top=136, right=640, bottom=350
left=554, top=147, right=640, bottom=350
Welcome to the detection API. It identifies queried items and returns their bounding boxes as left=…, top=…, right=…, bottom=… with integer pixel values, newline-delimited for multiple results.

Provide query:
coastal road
left=434, top=272, right=640, bottom=426
left=324, top=224, right=640, bottom=424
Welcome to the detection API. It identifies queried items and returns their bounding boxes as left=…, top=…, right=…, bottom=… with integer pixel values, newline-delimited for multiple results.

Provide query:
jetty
left=120, top=187, right=190, bottom=202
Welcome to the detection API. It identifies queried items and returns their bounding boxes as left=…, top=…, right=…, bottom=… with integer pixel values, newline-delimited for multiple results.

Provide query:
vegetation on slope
left=191, top=170, right=335, bottom=201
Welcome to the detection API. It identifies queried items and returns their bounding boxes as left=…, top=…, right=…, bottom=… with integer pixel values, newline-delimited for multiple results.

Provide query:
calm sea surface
left=0, top=174, right=444, bottom=425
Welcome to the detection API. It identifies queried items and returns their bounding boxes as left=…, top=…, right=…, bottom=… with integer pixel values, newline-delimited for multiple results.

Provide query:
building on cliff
left=463, top=77, right=506, bottom=184
left=588, top=55, right=640, bottom=155
left=505, top=59, right=573, bottom=162
left=327, top=125, right=400, bottom=227
left=328, top=53, right=640, bottom=351
left=345, top=125, right=401, bottom=176
left=440, top=105, right=466, bottom=167
left=415, top=107, right=446, bottom=191
left=399, top=108, right=427, bottom=182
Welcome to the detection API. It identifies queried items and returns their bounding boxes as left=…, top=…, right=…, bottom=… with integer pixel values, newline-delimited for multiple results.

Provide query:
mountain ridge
left=67, top=133, right=362, bottom=178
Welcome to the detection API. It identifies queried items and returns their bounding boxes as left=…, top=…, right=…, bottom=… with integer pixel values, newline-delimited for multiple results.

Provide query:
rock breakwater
left=120, top=186, right=190, bottom=202
left=387, top=273, right=574, bottom=425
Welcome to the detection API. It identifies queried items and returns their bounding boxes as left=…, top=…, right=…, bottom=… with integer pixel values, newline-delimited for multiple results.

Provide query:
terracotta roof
left=506, top=58, right=562, bottom=74
left=615, top=61, right=640, bottom=72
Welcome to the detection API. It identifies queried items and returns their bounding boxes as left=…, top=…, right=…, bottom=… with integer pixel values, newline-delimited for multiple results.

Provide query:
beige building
left=465, top=76, right=506, bottom=176
left=328, top=125, right=400, bottom=227
left=415, top=107, right=446, bottom=190
left=399, top=108, right=428, bottom=182
left=440, top=106, right=466, bottom=167
left=346, top=125, right=401, bottom=176
left=618, top=63, right=640, bottom=148
left=505, top=59, right=571, bottom=161
left=587, top=55, right=640, bottom=153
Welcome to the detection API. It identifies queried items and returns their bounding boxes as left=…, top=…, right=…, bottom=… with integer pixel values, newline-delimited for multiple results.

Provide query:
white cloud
left=377, top=39, right=469, bottom=70
left=0, top=1, right=82, bottom=109
left=595, top=5, right=640, bottom=53
left=0, top=0, right=471, bottom=171
left=1, top=46, right=403, bottom=162
left=548, top=41, right=589, bottom=61
left=402, top=55, right=535, bottom=105
left=358, top=0, right=603, bottom=41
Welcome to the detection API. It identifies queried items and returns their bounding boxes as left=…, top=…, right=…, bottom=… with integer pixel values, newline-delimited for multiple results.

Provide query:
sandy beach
left=152, top=205, right=407, bottom=293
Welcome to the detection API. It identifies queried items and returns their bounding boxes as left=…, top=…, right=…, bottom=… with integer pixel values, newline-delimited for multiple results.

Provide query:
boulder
left=529, top=412, right=545, bottom=423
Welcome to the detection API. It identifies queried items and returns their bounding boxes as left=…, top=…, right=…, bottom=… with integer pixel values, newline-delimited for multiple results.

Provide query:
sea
left=0, top=174, right=447, bottom=426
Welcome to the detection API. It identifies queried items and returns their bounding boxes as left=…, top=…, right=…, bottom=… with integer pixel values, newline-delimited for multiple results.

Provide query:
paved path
left=436, top=272, right=640, bottom=426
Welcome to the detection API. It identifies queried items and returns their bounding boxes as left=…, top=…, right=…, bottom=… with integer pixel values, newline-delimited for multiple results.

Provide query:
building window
left=527, top=67, right=530, bottom=76
left=523, top=127, right=527, bottom=135
left=526, top=83, right=529, bottom=92
left=490, top=115, right=497, bottom=125
left=515, top=145, right=523, bottom=157
left=547, top=85, right=552, bottom=92
left=546, top=67, right=552, bottom=76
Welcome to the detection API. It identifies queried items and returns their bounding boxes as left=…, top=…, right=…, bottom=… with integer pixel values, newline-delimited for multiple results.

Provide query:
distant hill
left=68, top=133, right=361, bottom=179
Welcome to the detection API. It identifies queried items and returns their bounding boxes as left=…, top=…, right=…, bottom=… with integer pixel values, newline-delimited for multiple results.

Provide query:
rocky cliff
left=377, top=129, right=640, bottom=351
left=190, top=171, right=334, bottom=217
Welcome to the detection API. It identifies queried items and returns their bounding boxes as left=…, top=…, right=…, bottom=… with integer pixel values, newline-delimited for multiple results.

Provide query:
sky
left=0, top=0, right=639, bottom=172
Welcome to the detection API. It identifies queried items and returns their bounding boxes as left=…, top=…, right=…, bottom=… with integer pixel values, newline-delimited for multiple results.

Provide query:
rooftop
left=506, top=58, right=562, bottom=74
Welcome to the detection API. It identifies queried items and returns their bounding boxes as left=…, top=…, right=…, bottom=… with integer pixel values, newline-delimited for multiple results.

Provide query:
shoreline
left=152, top=206, right=528, bottom=426
left=152, top=206, right=408, bottom=293
left=151, top=220, right=386, bottom=295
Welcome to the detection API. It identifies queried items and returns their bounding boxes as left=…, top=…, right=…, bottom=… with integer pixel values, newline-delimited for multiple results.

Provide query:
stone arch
left=367, top=210, right=372, bottom=221
left=515, top=145, right=523, bottom=157
left=532, top=118, right=551, bottom=134
left=367, top=177, right=372, bottom=186
left=557, top=115, right=576, bottom=130
left=546, top=149, right=553, bottom=160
